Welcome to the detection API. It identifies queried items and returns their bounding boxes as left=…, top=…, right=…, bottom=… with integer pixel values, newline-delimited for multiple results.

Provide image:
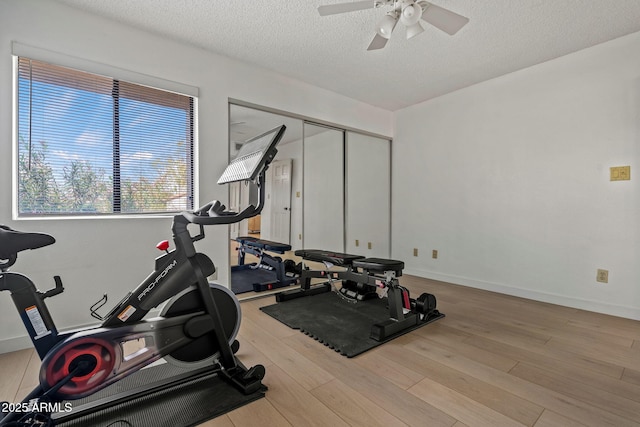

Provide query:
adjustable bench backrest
left=294, top=249, right=364, bottom=267
left=295, top=250, right=404, bottom=277
left=352, top=258, right=404, bottom=277
left=236, top=236, right=291, bottom=254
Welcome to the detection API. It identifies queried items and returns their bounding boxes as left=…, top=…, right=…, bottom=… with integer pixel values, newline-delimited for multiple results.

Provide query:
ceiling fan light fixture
left=400, top=2, right=423, bottom=26
left=376, top=13, right=398, bottom=39
left=405, top=22, right=424, bottom=39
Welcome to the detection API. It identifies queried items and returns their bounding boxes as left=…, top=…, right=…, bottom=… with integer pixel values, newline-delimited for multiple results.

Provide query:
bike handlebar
left=181, top=201, right=261, bottom=225
left=171, top=171, right=267, bottom=259
left=181, top=170, right=266, bottom=226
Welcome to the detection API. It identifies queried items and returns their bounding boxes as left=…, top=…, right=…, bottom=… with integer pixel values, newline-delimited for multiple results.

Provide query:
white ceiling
left=55, top=0, right=640, bottom=111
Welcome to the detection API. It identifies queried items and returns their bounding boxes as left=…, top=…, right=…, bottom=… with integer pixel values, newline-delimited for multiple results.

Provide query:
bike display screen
left=217, top=125, right=286, bottom=184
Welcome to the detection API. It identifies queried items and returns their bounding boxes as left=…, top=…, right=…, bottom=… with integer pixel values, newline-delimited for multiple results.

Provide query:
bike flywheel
left=160, top=283, right=240, bottom=368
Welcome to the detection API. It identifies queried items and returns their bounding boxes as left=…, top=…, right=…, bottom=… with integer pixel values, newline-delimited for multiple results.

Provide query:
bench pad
left=294, top=249, right=364, bottom=266
left=353, top=258, right=404, bottom=275
left=236, top=236, right=291, bottom=253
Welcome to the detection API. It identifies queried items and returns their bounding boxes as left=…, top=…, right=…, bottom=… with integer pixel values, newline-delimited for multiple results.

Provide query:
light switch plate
left=610, top=166, right=630, bottom=181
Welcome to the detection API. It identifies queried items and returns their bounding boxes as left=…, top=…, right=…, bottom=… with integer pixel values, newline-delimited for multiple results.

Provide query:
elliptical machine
left=0, top=125, right=287, bottom=426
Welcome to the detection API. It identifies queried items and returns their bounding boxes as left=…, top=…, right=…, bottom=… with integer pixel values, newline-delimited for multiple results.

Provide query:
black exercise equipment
left=0, top=125, right=286, bottom=426
left=276, top=249, right=443, bottom=342
left=231, top=236, right=298, bottom=294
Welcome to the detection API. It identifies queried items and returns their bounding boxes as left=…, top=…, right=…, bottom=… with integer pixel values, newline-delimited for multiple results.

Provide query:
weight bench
left=231, top=237, right=298, bottom=293
left=278, top=249, right=404, bottom=302
left=274, top=248, right=443, bottom=342
left=236, top=236, right=291, bottom=264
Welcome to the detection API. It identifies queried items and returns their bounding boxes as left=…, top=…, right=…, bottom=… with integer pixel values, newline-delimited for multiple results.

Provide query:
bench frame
left=276, top=250, right=443, bottom=341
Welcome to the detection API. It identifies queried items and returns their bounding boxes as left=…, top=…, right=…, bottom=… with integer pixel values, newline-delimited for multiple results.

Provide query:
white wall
left=393, top=31, right=640, bottom=319
left=303, top=128, right=345, bottom=252
left=0, top=0, right=393, bottom=352
left=345, top=133, right=391, bottom=258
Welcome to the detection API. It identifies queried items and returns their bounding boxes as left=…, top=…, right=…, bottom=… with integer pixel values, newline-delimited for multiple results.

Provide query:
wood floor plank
left=441, top=312, right=552, bottom=350
left=544, top=336, right=640, bottom=371
left=403, top=338, right=640, bottom=427
left=465, top=331, right=625, bottom=375
left=555, top=321, right=634, bottom=349
left=453, top=300, right=634, bottom=349
left=408, top=376, right=527, bottom=427
left=464, top=330, right=624, bottom=379
left=282, top=332, right=457, bottom=427
left=239, top=315, right=334, bottom=391
left=481, top=337, right=640, bottom=403
left=263, top=365, right=349, bottom=427
left=510, top=362, right=640, bottom=423
left=622, top=368, right=640, bottom=386
left=419, top=321, right=474, bottom=343
left=226, top=397, right=292, bottom=427
left=233, top=331, right=274, bottom=370
left=376, top=346, right=543, bottom=426
left=0, top=349, right=34, bottom=402
left=14, top=349, right=40, bottom=402
left=451, top=299, right=571, bottom=333
left=310, top=379, right=408, bottom=427
left=354, top=347, right=424, bottom=390
left=197, top=415, right=235, bottom=427
left=533, top=410, right=587, bottom=427
left=411, top=324, right=519, bottom=372
left=567, top=312, right=640, bottom=340
left=239, top=298, right=298, bottom=339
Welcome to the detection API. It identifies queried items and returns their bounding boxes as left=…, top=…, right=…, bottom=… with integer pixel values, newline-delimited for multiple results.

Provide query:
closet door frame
left=229, top=99, right=392, bottom=257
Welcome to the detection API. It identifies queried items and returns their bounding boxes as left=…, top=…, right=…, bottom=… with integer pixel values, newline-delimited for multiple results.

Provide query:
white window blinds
left=17, top=58, right=195, bottom=216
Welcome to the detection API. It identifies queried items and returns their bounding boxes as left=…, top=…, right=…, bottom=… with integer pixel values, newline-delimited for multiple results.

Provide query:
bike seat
left=0, top=225, right=55, bottom=259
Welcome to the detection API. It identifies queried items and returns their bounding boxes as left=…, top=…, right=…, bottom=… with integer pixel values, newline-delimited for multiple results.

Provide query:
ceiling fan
left=318, top=0, right=469, bottom=50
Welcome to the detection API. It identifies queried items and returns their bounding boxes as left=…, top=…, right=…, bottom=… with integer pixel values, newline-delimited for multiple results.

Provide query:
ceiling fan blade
left=318, top=1, right=374, bottom=16
left=421, top=2, right=469, bottom=35
left=367, top=33, right=389, bottom=50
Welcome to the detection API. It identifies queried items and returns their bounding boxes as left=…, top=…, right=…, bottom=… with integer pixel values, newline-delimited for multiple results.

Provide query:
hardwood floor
left=2, top=275, right=640, bottom=426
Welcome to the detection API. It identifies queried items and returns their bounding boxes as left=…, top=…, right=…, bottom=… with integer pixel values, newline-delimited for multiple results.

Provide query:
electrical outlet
left=296, top=191, right=301, bottom=198
left=368, top=242, right=372, bottom=249
left=413, top=248, right=418, bottom=257
left=596, top=269, right=609, bottom=283
left=432, top=250, right=438, bottom=259
left=355, top=239, right=359, bottom=247
left=298, top=234, right=302, bottom=240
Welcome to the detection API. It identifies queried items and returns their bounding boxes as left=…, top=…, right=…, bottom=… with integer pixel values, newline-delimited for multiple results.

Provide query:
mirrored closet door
left=302, top=123, right=344, bottom=252
left=228, top=102, right=391, bottom=295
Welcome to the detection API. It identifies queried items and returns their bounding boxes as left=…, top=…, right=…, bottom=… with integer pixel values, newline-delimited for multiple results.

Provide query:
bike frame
left=0, top=125, right=284, bottom=420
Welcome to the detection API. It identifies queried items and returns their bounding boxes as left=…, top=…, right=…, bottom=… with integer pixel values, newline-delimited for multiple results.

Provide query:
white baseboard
left=405, top=268, right=640, bottom=321
left=0, top=335, right=34, bottom=354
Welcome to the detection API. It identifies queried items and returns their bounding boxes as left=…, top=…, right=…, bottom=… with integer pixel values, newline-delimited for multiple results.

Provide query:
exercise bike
left=0, top=125, right=287, bottom=426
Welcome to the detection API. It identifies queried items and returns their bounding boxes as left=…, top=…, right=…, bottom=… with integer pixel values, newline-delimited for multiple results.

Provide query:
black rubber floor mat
left=231, top=267, right=277, bottom=294
left=54, top=363, right=266, bottom=427
left=260, top=291, right=444, bottom=357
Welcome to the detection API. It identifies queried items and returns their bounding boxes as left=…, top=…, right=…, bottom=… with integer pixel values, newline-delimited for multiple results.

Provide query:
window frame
left=11, top=44, right=199, bottom=219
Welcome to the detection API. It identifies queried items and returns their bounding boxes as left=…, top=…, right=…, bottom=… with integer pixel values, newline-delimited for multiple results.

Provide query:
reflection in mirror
left=229, top=105, right=303, bottom=246
left=228, top=103, right=390, bottom=297
left=228, top=104, right=303, bottom=296
left=303, top=123, right=345, bottom=252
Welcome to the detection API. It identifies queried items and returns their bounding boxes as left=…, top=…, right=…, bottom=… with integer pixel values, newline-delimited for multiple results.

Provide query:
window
left=16, top=58, right=195, bottom=216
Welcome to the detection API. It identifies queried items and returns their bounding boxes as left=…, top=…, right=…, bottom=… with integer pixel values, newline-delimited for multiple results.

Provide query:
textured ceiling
left=55, top=0, right=640, bottom=111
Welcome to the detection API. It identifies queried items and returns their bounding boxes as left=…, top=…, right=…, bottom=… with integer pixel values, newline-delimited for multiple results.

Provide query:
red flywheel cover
left=43, top=337, right=116, bottom=398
